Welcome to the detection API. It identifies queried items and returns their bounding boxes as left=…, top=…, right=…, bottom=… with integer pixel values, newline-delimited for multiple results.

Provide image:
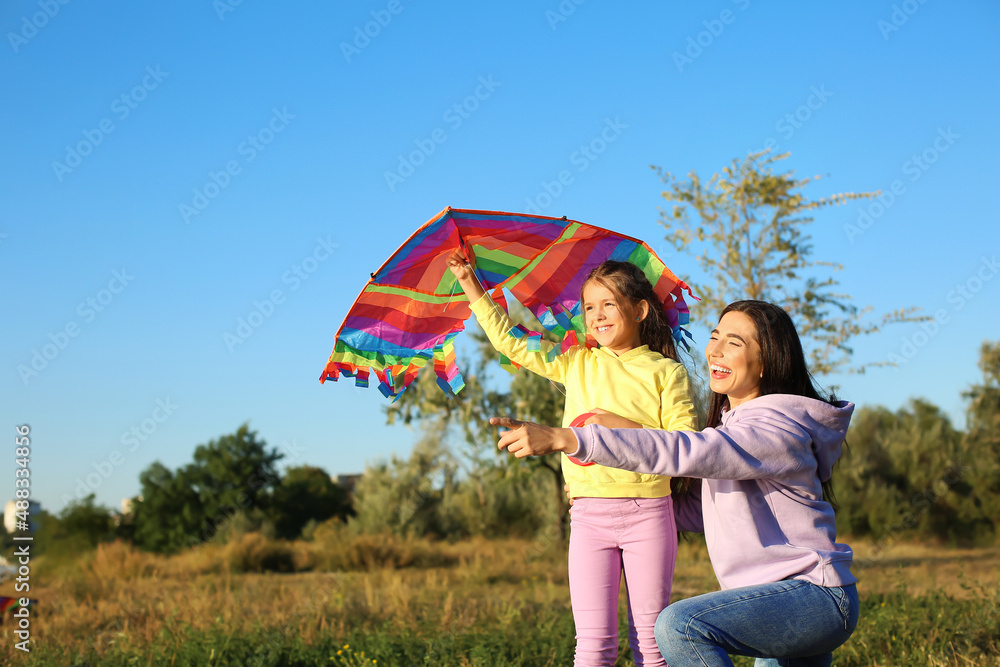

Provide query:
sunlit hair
left=706, top=299, right=842, bottom=507
left=581, top=260, right=679, bottom=361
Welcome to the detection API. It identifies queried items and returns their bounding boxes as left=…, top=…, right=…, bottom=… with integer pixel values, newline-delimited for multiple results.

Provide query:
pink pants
left=568, top=495, right=677, bottom=667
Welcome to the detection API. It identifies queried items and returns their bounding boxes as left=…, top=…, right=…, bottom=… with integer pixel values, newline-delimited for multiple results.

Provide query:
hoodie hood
left=725, top=394, right=854, bottom=482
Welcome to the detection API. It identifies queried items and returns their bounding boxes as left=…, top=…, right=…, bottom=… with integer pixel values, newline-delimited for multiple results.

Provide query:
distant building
left=4, top=499, right=41, bottom=533
left=335, top=474, right=362, bottom=494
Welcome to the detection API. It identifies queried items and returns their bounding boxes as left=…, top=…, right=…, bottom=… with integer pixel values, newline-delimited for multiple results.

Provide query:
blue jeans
left=654, top=579, right=858, bottom=667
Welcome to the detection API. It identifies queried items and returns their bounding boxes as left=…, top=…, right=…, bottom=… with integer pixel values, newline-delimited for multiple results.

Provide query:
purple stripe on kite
left=456, top=217, right=565, bottom=242
left=554, top=237, right=628, bottom=303
left=453, top=212, right=567, bottom=239
left=380, top=218, right=456, bottom=280
left=343, top=316, right=459, bottom=349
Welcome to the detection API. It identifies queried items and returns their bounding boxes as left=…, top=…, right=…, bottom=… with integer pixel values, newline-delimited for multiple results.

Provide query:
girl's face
left=582, top=280, right=645, bottom=356
left=705, top=311, right=764, bottom=408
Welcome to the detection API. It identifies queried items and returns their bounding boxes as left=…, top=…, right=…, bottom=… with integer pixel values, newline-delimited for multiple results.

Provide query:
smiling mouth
left=595, top=325, right=612, bottom=333
left=710, top=364, right=732, bottom=378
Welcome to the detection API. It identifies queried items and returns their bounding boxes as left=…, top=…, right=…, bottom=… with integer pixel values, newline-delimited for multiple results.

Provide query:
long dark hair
left=706, top=300, right=841, bottom=507
left=582, top=260, right=679, bottom=361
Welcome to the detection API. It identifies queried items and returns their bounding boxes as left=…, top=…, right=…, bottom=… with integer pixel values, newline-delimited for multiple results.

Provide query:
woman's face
left=705, top=311, right=764, bottom=408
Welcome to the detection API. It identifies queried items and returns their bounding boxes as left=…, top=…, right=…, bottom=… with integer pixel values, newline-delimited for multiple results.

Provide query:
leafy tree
left=654, top=150, right=923, bottom=376
left=57, top=494, right=115, bottom=547
left=186, top=423, right=283, bottom=526
left=957, top=341, right=1000, bottom=544
left=132, top=462, right=204, bottom=553
left=351, top=427, right=458, bottom=537
left=24, top=497, right=115, bottom=559
left=132, top=424, right=283, bottom=553
left=837, top=399, right=966, bottom=540
left=836, top=344, right=1000, bottom=546
left=268, top=465, right=352, bottom=540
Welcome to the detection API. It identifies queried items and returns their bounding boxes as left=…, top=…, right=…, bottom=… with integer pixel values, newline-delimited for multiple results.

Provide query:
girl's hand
left=446, top=250, right=486, bottom=302
left=491, top=417, right=577, bottom=458
left=447, top=250, right=475, bottom=281
left=584, top=408, right=642, bottom=430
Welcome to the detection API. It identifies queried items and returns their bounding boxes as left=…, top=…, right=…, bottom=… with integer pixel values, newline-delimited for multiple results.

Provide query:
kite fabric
left=319, top=207, right=694, bottom=400
left=0, top=596, right=36, bottom=619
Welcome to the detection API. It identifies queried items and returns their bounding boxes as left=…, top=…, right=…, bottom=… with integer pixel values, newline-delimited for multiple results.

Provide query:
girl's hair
left=705, top=299, right=841, bottom=507
left=582, top=260, right=679, bottom=361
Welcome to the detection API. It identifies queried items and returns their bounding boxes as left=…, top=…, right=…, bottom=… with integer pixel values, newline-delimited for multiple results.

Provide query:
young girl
left=448, top=251, right=697, bottom=667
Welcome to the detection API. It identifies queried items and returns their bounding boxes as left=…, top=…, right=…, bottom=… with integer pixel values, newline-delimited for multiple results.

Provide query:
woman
left=492, top=300, right=859, bottom=667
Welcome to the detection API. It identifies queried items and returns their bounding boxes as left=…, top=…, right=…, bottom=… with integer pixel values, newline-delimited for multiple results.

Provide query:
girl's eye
left=728, top=341, right=742, bottom=347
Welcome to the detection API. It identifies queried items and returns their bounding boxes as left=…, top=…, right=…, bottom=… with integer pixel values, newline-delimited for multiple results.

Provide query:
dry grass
left=1, top=534, right=997, bottom=664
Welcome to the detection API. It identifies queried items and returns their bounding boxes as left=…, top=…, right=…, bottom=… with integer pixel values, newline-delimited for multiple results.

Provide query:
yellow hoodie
left=471, top=294, right=697, bottom=498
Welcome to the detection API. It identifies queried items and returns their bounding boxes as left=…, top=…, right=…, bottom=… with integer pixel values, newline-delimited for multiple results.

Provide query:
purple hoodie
left=571, top=394, right=857, bottom=591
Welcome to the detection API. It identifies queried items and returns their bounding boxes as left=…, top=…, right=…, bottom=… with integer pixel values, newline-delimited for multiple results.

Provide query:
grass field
left=3, top=531, right=998, bottom=666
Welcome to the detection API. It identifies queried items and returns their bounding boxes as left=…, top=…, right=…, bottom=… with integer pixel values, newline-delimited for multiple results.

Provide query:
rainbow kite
left=320, top=207, right=693, bottom=400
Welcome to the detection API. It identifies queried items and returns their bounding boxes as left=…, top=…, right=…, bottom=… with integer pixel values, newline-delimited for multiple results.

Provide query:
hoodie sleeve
left=572, top=403, right=820, bottom=480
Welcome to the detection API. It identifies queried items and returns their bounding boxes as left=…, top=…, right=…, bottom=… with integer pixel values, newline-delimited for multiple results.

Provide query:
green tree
left=57, top=494, right=115, bottom=547
left=957, top=341, right=1000, bottom=544
left=268, top=465, right=352, bottom=540
left=132, top=424, right=284, bottom=553
left=836, top=343, right=1000, bottom=547
left=351, top=427, right=457, bottom=537
left=26, top=497, right=115, bottom=559
left=654, top=150, right=923, bottom=376
left=132, top=462, right=204, bottom=553
left=187, top=423, right=283, bottom=526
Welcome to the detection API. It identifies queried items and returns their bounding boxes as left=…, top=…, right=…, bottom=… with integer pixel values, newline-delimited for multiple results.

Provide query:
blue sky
left=2, top=1, right=997, bottom=514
